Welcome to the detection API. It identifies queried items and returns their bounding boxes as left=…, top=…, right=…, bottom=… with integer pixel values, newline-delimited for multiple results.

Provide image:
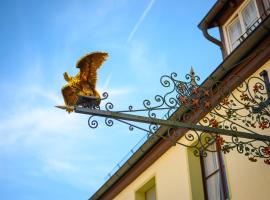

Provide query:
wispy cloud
left=0, top=82, right=134, bottom=148
left=0, top=88, right=84, bottom=148
left=127, top=0, right=156, bottom=43
left=127, top=40, right=167, bottom=79
left=0, top=83, right=114, bottom=190
left=43, top=159, right=77, bottom=173
left=98, top=74, right=135, bottom=99
left=100, top=73, right=112, bottom=92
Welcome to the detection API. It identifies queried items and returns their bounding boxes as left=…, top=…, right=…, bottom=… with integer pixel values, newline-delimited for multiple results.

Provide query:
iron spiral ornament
left=82, top=70, right=270, bottom=164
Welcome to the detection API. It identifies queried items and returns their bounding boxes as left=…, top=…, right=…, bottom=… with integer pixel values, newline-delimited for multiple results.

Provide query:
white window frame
left=135, top=176, right=156, bottom=200
left=223, top=0, right=260, bottom=54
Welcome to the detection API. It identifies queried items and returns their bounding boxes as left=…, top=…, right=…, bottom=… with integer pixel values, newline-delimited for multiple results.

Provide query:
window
left=241, top=0, right=258, bottom=30
left=135, top=177, right=156, bottom=200
left=200, top=143, right=229, bottom=200
left=227, top=18, right=242, bottom=50
left=225, top=0, right=259, bottom=52
left=145, top=186, right=156, bottom=200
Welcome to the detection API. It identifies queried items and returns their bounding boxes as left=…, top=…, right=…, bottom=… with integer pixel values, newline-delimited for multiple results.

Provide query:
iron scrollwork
left=84, top=70, right=270, bottom=165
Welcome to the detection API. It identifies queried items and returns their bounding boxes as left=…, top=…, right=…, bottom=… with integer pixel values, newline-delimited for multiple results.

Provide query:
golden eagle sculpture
left=58, top=52, right=108, bottom=112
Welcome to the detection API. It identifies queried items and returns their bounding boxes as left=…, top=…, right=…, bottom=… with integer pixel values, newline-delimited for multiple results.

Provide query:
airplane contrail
left=127, top=0, right=156, bottom=43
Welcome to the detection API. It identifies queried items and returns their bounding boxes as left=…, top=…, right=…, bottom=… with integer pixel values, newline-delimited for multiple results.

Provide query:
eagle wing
left=76, top=52, right=108, bottom=87
left=61, top=85, right=78, bottom=106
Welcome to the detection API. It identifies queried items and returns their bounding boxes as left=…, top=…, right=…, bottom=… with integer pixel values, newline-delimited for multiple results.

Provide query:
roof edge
left=198, top=0, right=229, bottom=30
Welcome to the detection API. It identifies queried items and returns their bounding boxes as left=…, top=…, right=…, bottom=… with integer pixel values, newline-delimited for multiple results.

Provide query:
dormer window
left=224, top=0, right=259, bottom=53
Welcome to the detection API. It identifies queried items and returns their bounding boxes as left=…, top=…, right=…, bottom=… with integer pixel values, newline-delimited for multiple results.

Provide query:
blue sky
left=0, top=0, right=222, bottom=199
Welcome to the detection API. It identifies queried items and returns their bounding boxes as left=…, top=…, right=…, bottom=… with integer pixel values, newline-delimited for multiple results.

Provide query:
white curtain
left=241, top=0, right=258, bottom=29
left=204, top=144, right=224, bottom=200
left=228, top=18, right=242, bottom=50
left=203, top=144, right=219, bottom=176
left=206, top=173, right=224, bottom=200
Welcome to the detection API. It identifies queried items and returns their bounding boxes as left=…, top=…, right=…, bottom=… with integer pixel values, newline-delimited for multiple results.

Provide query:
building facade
left=89, top=0, right=270, bottom=199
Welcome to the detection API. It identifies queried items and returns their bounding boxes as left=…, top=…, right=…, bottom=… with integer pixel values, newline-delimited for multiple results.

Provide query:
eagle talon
left=66, top=106, right=74, bottom=113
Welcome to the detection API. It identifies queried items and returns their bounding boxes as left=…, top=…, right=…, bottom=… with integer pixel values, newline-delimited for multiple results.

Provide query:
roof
left=198, top=0, right=245, bottom=29
left=89, top=10, right=270, bottom=200
left=198, top=0, right=229, bottom=29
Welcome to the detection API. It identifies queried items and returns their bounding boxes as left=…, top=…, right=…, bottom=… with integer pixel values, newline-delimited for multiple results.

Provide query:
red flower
left=203, top=89, right=209, bottom=97
left=192, top=88, right=198, bottom=95
left=179, top=96, right=188, bottom=105
left=264, top=159, right=270, bottom=165
left=253, top=84, right=259, bottom=93
left=216, top=136, right=224, bottom=147
left=209, top=118, right=219, bottom=128
left=204, top=101, right=211, bottom=109
left=191, top=98, right=199, bottom=106
left=262, top=147, right=270, bottom=155
left=259, top=120, right=268, bottom=130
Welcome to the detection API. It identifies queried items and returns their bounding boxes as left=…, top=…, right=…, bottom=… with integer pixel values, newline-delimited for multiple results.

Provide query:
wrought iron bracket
left=59, top=70, right=270, bottom=163
left=75, top=107, right=270, bottom=142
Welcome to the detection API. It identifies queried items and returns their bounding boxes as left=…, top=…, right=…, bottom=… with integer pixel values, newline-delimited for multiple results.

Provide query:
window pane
left=242, top=0, right=258, bottom=29
left=145, top=186, right=156, bottom=200
left=203, top=144, right=219, bottom=177
left=228, top=18, right=242, bottom=50
left=206, top=173, right=224, bottom=200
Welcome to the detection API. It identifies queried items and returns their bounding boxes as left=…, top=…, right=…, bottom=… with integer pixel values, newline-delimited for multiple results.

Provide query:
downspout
left=201, top=23, right=223, bottom=48
left=198, top=0, right=231, bottom=48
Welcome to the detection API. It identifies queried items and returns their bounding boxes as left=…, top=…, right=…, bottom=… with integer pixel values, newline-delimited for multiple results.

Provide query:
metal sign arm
left=75, top=107, right=270, bottom=142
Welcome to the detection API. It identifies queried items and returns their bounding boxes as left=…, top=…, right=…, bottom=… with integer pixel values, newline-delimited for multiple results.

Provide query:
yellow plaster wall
left=113, top=59, right=270, bottom=200
left=224, top=148, right=270, bottom=200
left=222, top=59, right=270, bottom=200
left=113, top=144, right=191, bottom=200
